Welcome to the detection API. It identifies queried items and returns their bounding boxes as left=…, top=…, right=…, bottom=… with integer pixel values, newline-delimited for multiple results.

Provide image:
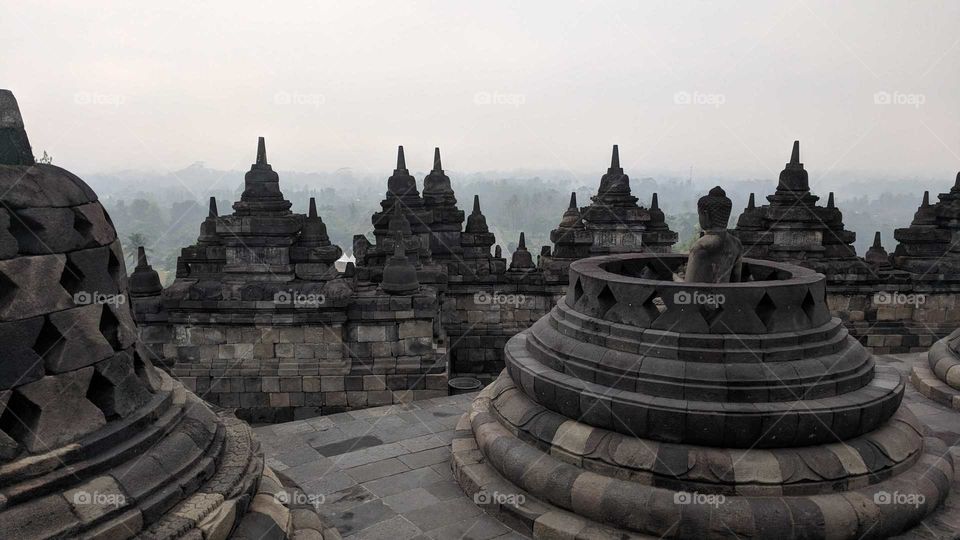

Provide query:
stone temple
left=2, top=91, right=960, bottom=539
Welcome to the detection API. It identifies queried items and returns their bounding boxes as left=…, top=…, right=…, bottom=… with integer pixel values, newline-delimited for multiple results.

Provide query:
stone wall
left=442, top=284, right=563, bottom=378
left=136, top=289, right=448, bottom=423
left=828, top=281, right=960, bottom=354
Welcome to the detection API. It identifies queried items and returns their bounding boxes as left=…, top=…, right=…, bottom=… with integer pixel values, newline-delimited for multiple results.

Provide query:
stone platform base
left=912, top=365, right=960, bottom=411
left=452, top=375, right=956, bottom=540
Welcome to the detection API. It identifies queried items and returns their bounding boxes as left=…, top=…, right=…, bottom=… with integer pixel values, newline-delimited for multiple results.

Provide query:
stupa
left=912, top=329, right=960, bottom=410
left=453, top=185, right=953, bottom=539
left=579, top=146, right=677, bottom=254
left=733, top=141, right=860, bottom=274
left=894, top=176, right=960, bottom=274
left=0, top=90, right=337, bottom=539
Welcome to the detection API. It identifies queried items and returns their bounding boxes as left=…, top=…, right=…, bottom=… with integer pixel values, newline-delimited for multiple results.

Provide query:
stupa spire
left=309, top=197, right=318, bottom=218
left=208, top=196, right=218, bottom=218
left=256, top=136, right=267, bottom=166
left=747, top=193, right=756, bottom=210
left=0, top=89, right=35, bottom=166
left=827, top=192, right=835, bottom=208
left=569, top=192, right=578, bottom=209
left=433, top=147, right=442, bottom=171
left=650, top=193, right=659, bottom=210
left=518, top=232, right=527, bottom=250
left=472, top=194, right=481, bottom=214
left=137, top=246, right=149, bottom=269
left=790, top=140, right=800, bottom=165
left=922, top=191, right=931, bottom=207
left=610, top=145, right=621, bottom=170
left=396, top=145, right=406, bottom=170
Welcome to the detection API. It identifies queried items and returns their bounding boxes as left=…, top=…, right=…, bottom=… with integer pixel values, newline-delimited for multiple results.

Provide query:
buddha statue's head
left=697, top=186, right=732, bottom=232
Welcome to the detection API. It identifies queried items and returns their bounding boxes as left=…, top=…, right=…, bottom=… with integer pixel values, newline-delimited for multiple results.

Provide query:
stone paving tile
left=361, top=467, right=446, bottom=498
left=402, top=498, right=484, bottom=532
left=313, top=435, right=385, bottom=457
left=345, top=458, right=411, bottom=483
left=334, top=442, right=409, bottom=468
left=298, top=469, right=358, bottom=496
left=345, top=515, right=423, bottom=540
left=398, top=433, right=450, bottom=453
left=326, top=499, right=397, bottom=537
left=422, top=481, right=464, bottom=501
left=426, top=513, right=512, bottom=540
left=276, top=444, right=326, bottom=468
left=398, top=447, right=450, bottom=470
left=381, top=487, right=442, bottom=513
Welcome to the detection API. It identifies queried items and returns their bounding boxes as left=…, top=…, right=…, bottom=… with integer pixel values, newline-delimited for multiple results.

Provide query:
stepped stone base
left=452, top=374, right=957, bottom=540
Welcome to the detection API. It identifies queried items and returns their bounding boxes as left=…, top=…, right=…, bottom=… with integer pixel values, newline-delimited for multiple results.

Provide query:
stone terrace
left=254, top=353, right=960, bottom=540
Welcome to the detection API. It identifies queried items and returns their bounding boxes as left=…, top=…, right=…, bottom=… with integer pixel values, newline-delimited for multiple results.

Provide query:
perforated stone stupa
left=453, top=190, right=954, bottom=538
left=0, top=90, right=337, bottom=540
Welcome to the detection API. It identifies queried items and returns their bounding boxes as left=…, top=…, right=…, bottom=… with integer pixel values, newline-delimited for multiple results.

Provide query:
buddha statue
left=685, top=186, right=743, bottom=283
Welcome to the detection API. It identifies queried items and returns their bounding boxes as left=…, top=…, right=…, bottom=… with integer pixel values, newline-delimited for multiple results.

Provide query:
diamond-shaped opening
left=755, top=292, right=777, bottom=330
left=107, top=248, right=123, bottom=284
left=59, top=258, right=84, bottom=297
left=7, top=211, right=43, bottom=246
left=701, top=302, right=725, bottom=327
left=573, top=278, right=584, bottom=303
left=0, top=390, right=40, bottom=445
left=99, top=305, right=121, bottom=350
left=132, top=347, right=160, bottom=391
left=32, top=316, right=65, bottom=364
left=801, top=290, right=817, bottom=323
left=596, top=284, right=617, bottom=317
left=0, top=270, right=16, bottom=311
left=86, top=369, right=120, bottom=420
left=72, top=209, right=93, bottom=240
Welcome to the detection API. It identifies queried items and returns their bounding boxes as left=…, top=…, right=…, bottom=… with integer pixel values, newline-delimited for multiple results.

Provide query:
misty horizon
left=3, top=0, right=958, bottom=178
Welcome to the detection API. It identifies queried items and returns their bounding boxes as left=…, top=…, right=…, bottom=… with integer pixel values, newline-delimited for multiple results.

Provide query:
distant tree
left=35, top=150, right=53, bottom=164
left=124, top=232, right=151, bottom=262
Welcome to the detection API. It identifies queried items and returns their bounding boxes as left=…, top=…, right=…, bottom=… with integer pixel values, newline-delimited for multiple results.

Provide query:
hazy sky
left=2, top=1, right=958, bottom=183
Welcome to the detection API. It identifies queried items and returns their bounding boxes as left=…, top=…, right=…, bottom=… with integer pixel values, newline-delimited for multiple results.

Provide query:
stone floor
left=254, top=353, right=960, bottom=540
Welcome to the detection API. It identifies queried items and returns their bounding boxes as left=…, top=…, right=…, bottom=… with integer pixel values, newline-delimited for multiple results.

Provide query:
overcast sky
left=2, top=1, right=958, bottom=183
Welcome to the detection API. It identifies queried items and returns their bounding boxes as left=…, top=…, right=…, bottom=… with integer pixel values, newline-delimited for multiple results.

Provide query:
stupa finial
left=790, top=140, right=800, bottom=165
left=208, top=196, right=218, bottom=217
left=256, top=137, right=267, bottom=166
left=433, top=147, right=442, bottom=171
left=396, top=146, right=406, bottom=170
left=0, top=89, right=35, bottom=166
left=610, top=144, right=621, bottom=170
